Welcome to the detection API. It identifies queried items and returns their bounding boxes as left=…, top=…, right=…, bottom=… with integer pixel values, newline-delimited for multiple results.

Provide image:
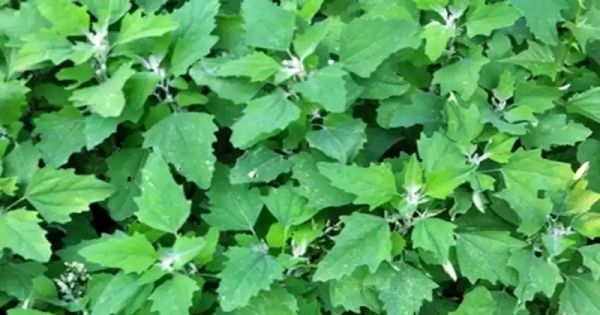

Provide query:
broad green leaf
left=262, top=183, right=318, bottom=228
left=456, top=231, right=526, bottom=285
left=572, top=212, right=600, bottom=238
left=7, top=310, right=53, bottom=315
left=149, top=273, right=199, bottom=315
left=220, top=287, right=298, bottom=315
left=135, top=0, right=166, bottom=13
left=144, top=112, right=218, bottom=189
left=365, top=262, right=438, bottom=315
left=0, top=209, right=51, bottom=262
left=508, top=249, right=562, bottom=304
left=78, top=232, right=158, bottom=274
left=412, top=218, right=456, bottom=264
left=497, top=149, right=573, bottom=234
left=35, top=0, right=89, bottom=36
left=3, top=141, right=40, bottom=184
left=134, top=152, right=191, bottom=234
left=241, top=0, right=295, bottom=51
left=0, top=80, right=29, bottom=125
left=229, top=146, right=292, bottom=184
left=501, top=41, right=557, bottom=80
left=445, top=99, right=483, bottom=144
left=432, top=55, right=489, bottom=99
left=90, top=272, right=144, bottom=315
left=422, top=21, right=455, bottom=61
left=560, top=179, right=600, bottom=215
left=105, top=148, right=148, bottom=221
left=566, top=4, right=600, bottom=53
left=317, top=162, right=397, bottom=209
left=204, top=166, right=263, bottom=231
left=340, top=17, right=419, bottom=77
left=449, top=286, right=496, bottom=315
left=417, top=132, right=475, bottom=199
left=217, top=246, right=284, bottom=311
left=25, top=167, right=114, bottom=223
left=484, top=133, right=518, bottom=163
left=566, top=87, right=600, bottom=123
left=329, top=268, right=380, bottom=313
left=170, top=235, right=206, bottom=270
left=293, top=20, right=329, bottom=60
left=579, top=245, right=600, bottom=281
left=306, top=114, right=367, bottom=163
left=70, top=63, right=136, bottom=117
left=116, top=10, right=177, bottom=45
left=377, top=91, right=444, bottom=131
left=295, top=65, right=348, bottom=112
left=10, top=31, right=72, bottom=75
left=508, top=0, right=567, bottom=44
left=357, top=61, right=411, bottom=100
left=80, top=0, right=130, bottom=25
left=290, top=152, right=354, bottom=209
left=559, top=275, right=600, bottom=315
left=170, top=0, right=219, bottom=76
left=313, top=213, right=391, bottom=281
left=218, top=52, right=281, bottom=82
left=230, top=91, right=300, bottom=149
left=33, top=107, right=86, bottom=168
left=521, top=113, right=591, bottom=150
left=465, top=2, right=520, bottom=37
left=0, top=262, right=45, bottom=300
left=577, top=139, right=600, bottom=191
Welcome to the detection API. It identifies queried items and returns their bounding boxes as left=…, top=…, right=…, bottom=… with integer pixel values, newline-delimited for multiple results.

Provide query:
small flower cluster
left=54, top=262, right=91, bottom=303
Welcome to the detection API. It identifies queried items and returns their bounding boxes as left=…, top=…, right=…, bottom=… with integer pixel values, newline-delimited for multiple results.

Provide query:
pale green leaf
left=508, top=249, right=563, bottom=304
left=33, top=107, right=86, bottom=168
left=449, top=286, right=497, bottom=315
left=422, top=21, right=455, bottom=61
left=579, top=245, right=600, bottom=281
left=149, top=273, right=199, bottom=315
left=79, top=232, right=157, bottom=274
left=559, top=275, right=600, bottom=315
left=241, top=0, right=295, bottom=51
left=229, top=146, right=292, bottom=184
left=306, top=114, right=367, bottom=163
left=0, top=209, right=51, bottom=262
left=412, top=218, right=456, bottom=264
left=521, top=113, right=591, bottom=150
left=218, top=52, right=281, bottom=82
left=262, top=183, right=318, bottom=228
left=295, top=65, right=348, bottom=112
left=116, top=10, right=177, bottom=45
left=501, top=41, right=557, bottom=80
left=567, top=87, right=600, bottom=123
left=432, top=55, right=489, bottom=99
left=466, top=2, right=520, bottom=37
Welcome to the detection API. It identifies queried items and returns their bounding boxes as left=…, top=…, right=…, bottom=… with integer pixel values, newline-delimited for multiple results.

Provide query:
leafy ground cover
left=1, top=0, right=600, bottom=314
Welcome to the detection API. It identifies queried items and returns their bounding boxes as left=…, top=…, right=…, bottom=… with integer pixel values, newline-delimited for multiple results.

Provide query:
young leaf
left=422, top=21, right=455, bottom=61
left=134, top=153, right=191, bottom=234
left=313, top=213, right=391, bottom=281
left=218, top=52, right=281, bottom=82
left=25, top=167, right=114, bottom=223
left=412, top=218, right=456, bottom=264
left=0, top=209, right=51, bottom=262
left=261, top=183, right=318, bottom=228
left=78, top=232, right=158, bottom=274
left=143, top=112, right=218, bottom=190
left=317, top=162, right=397, bottom=209
left=465, top=2, right=520, bottom=37
left=217, top=246, right=284, bottom=311
left=116, top=10, right=177, bottom=45
left=149, top=273, right=200, bottom=315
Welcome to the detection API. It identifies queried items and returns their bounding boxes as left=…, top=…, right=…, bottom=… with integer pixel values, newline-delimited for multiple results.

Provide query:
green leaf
left=0, top=262, right=45, bottom=300
left=90, top=272, right=144, bottom=315
left=508, top=0, right=567, bottom=44
left=412, top=218, right=456, bottom=264
left=456, top=231, right=526, bottom=285
left=295, top=65, right=348, bottom=112
left=7, top=309, right=53, bottom=315
left=134, top=152, right=191, bottom=234
left=70, top=63, right=136, bottom=117
left=220, top=287, right=298, bottom=315
left=0, top=209, right=51, bottom=262
left=566, top=87, right=600, bottom=123
left=79, top=232, right=157, bottom=274
left=317, top=162, right=397, bottom=209
left=508, top=249, right=562, bottom=304
left=105, top=148, right=148, bottom=221
left=579, top=245, right=600, bottom=281
left=262, top=183, right=318, bottom=228
left=422, top=22, right=455, bottom=61
left=0, top=81, right=29, bottom=125
left=230, top=91, right=300, bottom=149
left=313, top=213, right=391, bottom=281
left=484, top=133, right=518, bottom=163
left=229, top=146, right=292, bottom=184
left=217, top=245, right=284, bottom=311
left=169, top=0, right=219, bottom=76
left=149, top=273, right=199, bottom=315
left=25, top=167, right=114, bottom=223
left=306, top=114, right=367, bottom=163
left=449, top=286, right=497, bottom=315
left=572, top=212, right=600, bottom=238
left=35, top=0, right=89, bottom=36
left=500, top=41, right=557, bottom=80
left=204, top=166, right=263, bottom=231
left=432, top=55, right=489, bottom=99
left=465, top=2, right=521, bottom=37
left=33, top=107, right=86, bottom=168
left=340, top=17, right=419, bottom=77
left=169, top=235, right=206, bottom=270
left=135, top=0, right=166, bottom=13
left=497, top=149, right=573, bottom=234
left=365, top=262, right=438, bottom=315
left=445, top=99, right=483, bottom=144
left=377, top=92, right=444, bottom=131
left=241, top=0, right=295, bottom=51
left=521, top=113, right=591, bottom=150
left=559, top=275, right=600, bottom=315
left=218, top=52, right=281, bottom=82
left=290, top=152, right=354, bottom=210
left=329, top=268, right=380, bottom=313
left=3, top=141, right=41, bottom=184
left=80, top=0, right=130, bottom=25
left=577, top=139, right=600, bottom=191
left=144, top=112, right=217, bottom=189
left=10, top=31, right=73, bottom=75
left=116, top=10, right=177, bottom=45
left=566, top=4, right=600, bottom=53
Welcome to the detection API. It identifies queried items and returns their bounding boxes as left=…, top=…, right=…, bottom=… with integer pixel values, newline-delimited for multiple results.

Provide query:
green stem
left=4, top=197, right=25, bottom=212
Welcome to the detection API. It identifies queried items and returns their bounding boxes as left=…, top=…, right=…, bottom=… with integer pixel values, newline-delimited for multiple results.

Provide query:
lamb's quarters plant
left=1, top=0, right=600, bottom=314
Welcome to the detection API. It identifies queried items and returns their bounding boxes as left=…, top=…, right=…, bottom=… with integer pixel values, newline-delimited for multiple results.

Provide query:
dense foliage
left=1, top=0, right=600, bottom=314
